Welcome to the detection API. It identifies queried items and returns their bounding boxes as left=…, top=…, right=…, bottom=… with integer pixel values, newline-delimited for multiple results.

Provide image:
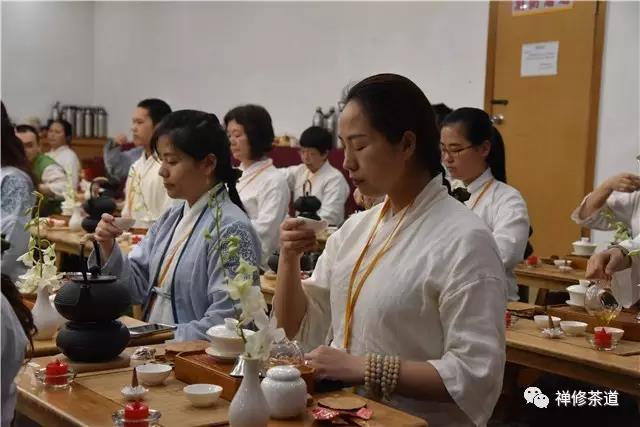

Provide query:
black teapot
left=56, top=320, right=130, bottom=362
left=55, top=239, right=131, bottom=362
left=267, top=250, right=319, bottom=274
left=81, top=177, right=117, bottom=233
left=293, top=179, right=322, bottom=221
left=54, top=239, right=131, bottom=323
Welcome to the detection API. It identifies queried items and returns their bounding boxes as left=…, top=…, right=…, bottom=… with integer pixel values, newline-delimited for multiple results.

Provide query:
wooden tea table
left=514, top=262, right=587, bottom=304
left=16, top=346, right=427, bottom=427
left=28, top=316, right=174, bottom=358
left=514, top=262, right=586, bottom=292
left=505, top=318, right=640, bottom=397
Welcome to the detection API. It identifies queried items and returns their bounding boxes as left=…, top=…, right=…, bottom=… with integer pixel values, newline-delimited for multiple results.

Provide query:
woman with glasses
left=441, top=107, right=530, bottom=302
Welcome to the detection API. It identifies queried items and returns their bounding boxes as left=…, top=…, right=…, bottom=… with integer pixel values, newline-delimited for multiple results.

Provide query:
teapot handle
left=79, top=236, right=102, bottom=279
left=303, top=179, right=312, bottom=196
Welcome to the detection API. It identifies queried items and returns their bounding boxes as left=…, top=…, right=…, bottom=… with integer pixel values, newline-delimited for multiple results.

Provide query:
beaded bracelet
left=363, top=353, right=401, bottom=401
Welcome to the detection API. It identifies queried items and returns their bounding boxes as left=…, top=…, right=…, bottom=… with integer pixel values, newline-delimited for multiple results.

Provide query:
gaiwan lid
left=206, top=318, right=254, bottom=339
left=266, top=365, right=301, bottom=381
left=572, top=237, right=597, bottom=247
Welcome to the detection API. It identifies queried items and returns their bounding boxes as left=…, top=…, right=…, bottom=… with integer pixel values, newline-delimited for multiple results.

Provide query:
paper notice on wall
left=521, top=41, right=559, bottom=77
left=513, top=1, right=573, bottom=15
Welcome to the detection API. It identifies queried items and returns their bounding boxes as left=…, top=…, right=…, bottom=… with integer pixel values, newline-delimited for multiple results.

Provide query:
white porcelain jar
left=260, top=365, right=307, bottom=419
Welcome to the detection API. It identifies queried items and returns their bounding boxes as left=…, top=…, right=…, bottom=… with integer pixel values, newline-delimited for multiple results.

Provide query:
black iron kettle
left=54, top=239, right=131, bottom=322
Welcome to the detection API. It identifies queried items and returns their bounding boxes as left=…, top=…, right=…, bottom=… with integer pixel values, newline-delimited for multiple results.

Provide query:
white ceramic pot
left=68, top=204, right=84, bottom=232
left=32, top=286, right=63, bottom=340
left=228, top=356, right=269, bottom=427
left=261, top=365, right=307, bottom=419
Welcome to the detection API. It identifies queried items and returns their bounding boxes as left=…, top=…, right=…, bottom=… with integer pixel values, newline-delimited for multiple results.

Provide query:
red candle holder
left=34, top=361, right=75, bottom=389
left=593, top=328, right=612, bottom=349
left=112, top=404, right=161, bottom=427
left=45, top=360, right=69, bottom=386
left=124, top=402, right=149, bottom=427
left=525, top=255, right=539, bottom=268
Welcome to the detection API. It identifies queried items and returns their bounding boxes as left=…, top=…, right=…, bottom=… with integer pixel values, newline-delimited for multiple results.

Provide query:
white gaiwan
left=206, top=318, right=255, bottom=356
left=572, top=237, right=597, bottom=256
left=261, top=365, right=307, bottom=419
left=566, top=284, right=587, bottom=307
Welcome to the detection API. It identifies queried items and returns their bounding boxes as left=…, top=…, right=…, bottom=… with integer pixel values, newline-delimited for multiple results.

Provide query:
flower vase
left=228, top=356, right=269, bottom=427
left=68, top=204, right=84, bottom=232
left=32, top=286, right=62, bottom=340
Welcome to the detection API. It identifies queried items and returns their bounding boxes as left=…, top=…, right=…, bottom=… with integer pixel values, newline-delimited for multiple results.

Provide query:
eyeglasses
left=440, top=144, right=473, bottom=157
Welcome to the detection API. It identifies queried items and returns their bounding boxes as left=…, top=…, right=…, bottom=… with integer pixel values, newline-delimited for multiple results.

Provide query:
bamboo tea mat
left=76, top=368, right=229, bottom=427
left=511, top=321, right=640, bottom=356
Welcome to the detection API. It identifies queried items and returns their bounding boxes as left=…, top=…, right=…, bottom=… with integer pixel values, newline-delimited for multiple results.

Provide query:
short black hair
left=432, top=103, right=453, bottom=130
left=299, top=126, right=332, bottom=154
left=137, top=98, right=172, bottom=126
left=50, top=119, right=72, bottom=144
left=16, top=124, right=40, bottom=143
left=224, top=104, right=274, bottom=160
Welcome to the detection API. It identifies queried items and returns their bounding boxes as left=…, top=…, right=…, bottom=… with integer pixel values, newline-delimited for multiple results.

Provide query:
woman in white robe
left=571, top=173, right=640, bottom=240
left=441, top=107, right=530, bottom=301
left=46, top=119, right=81, bottom=189
left=281, top=126, right=350, bottom=226
left=274, top=74, right=507, bottom=427
left=120, top=99, right=174, bottom=226
left=224, top=105, right=289, bottom=269
left=93, top=111, right=261, bottom=341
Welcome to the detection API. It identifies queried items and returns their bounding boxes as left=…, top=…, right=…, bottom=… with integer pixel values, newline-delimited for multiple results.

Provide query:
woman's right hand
left=113, top=133, right=128, bottom=146
left=586, top=247, right=630, bottom=280
left=279, top=218, right=317, bottom=259
left=599, top=173, right=640, bottom=194
left=94, top=213, right=123, bottom=259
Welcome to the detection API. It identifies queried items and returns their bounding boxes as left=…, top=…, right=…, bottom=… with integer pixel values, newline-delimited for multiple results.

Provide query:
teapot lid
left=266, top=365, right=301, bottom=381
left=572, top=237, right=597, bottom=247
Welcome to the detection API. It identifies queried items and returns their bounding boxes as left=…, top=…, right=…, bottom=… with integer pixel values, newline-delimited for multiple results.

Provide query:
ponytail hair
left=489, top=126, right=507, bottom=183
left=345, top=73, right=454, bottom=196
left=150, top=110, right=246, bottom=212
left=441, top=107, right=507, bottom=183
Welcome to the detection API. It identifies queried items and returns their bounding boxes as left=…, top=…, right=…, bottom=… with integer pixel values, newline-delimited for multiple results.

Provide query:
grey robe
left=90, top=188, right=261, bottom=340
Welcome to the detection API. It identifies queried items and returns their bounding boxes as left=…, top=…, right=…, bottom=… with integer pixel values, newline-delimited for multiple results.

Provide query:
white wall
left=92, top=1, right=489, bottom=136
left=1, top=1, right=95, bottom=124
left=591, top=0, right=639, bottom=246
left=2, top=1, right=637, bottom=238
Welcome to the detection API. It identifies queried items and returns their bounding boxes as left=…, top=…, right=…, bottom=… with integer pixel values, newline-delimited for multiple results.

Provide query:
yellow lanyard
left=156, top=228, right=193, bottom=287
left=470, top=179, right=495, bottom=210
left=126, top=160, right=156, bottom=213
left=342, top=199, right=412, bottom=351
left=238, top=163, right=271, bottom=193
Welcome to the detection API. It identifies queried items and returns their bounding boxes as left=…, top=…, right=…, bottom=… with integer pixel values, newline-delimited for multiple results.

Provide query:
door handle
left=490, top=99, right=509, bottom=105
left=491, top=114, right=505, bottom=125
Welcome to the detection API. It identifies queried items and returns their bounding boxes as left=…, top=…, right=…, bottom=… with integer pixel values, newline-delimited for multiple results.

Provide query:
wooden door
left=485, top=1, right=606, bottom=256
